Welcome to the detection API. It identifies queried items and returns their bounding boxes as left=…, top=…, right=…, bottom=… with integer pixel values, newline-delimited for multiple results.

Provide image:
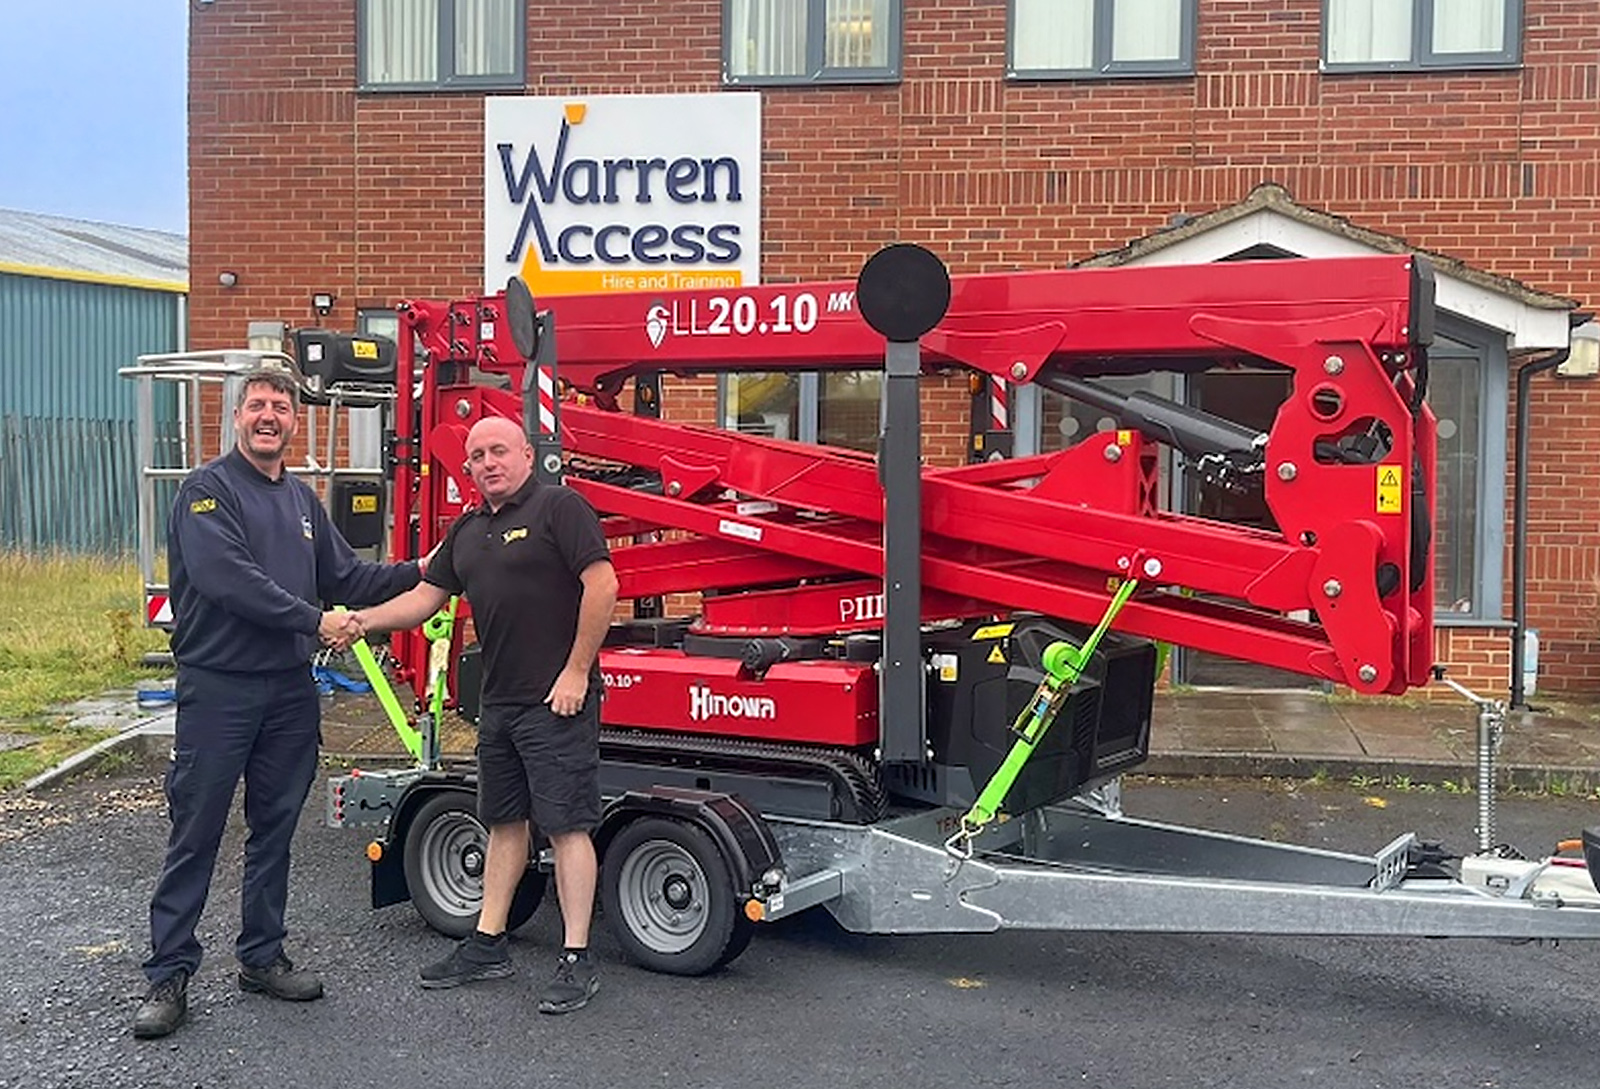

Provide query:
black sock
left=563, top=947, right=588, bottom=961
left=475, top=930, right=506, bottom=945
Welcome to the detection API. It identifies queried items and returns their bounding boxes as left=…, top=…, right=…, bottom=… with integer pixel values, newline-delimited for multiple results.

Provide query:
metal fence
left=0, top=414, right=180, bottom=556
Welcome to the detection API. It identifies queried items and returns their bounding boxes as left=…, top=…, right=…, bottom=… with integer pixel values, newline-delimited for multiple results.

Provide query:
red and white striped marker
left=989, top=376, right=1008, bottom=433
left=146, top=594, right=172, bottom=625
left=536, top=366, right=557, bottom=435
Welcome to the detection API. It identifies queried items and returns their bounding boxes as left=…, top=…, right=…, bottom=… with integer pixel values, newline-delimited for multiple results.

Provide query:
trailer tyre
left=601, top=816, right=753, bottom=976
left=403, top=791, right=546, bottom=939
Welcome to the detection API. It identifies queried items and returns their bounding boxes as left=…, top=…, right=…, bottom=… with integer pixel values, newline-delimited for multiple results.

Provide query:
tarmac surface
left=33, top=683, right=1600, bottom=795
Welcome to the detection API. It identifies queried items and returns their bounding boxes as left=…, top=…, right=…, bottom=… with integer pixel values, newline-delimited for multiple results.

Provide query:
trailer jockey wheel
left=403, top=791, right=546, bottom=939
left=601, top=816, right=753, bottom=976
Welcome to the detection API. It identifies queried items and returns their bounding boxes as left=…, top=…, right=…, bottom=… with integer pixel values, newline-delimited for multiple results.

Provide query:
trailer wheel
left=601, top=816, right=753, bottom=976
left=403, top=791, right=546, bottom=939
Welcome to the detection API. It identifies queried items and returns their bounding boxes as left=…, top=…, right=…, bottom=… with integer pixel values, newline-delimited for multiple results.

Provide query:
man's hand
left=418, top=542, right=441, bottom=578
left=544, top=666, right=590, bottom=717
left=319, top=610, right=364, bottom=651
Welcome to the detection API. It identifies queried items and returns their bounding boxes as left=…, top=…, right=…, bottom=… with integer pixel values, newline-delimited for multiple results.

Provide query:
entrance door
left=1173, top=369, right=1325, bottom=689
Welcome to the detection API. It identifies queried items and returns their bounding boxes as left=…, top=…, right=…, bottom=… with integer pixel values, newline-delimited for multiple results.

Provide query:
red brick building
left=188, top=0, right=1599, bottom=698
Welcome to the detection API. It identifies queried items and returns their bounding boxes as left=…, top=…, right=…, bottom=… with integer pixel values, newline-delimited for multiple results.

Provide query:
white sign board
left=485, top=93, right=761, bottom=297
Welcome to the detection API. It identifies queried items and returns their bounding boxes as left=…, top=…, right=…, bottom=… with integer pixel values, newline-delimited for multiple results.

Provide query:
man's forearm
left=563, top=583, right=616, bottom=675
left=357, top=583, right=449, bottom=635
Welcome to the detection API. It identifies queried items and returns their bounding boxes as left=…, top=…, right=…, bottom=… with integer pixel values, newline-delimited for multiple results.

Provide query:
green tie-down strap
left=421, top=598, right=459, bottom=724
left=349, top=629, right=423, bottom=764
left=948, top=578, right=1140, bottom=857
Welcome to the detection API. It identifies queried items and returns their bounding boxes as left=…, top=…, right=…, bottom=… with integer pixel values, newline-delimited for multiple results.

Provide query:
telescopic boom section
left=395, top=253, right=1437, bottom=695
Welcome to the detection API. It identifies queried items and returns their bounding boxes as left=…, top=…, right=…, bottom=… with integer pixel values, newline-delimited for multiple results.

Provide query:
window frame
left=722, top=0, right=903, bottom=87
left=1006, top=0, right=1198, bottom=81
left=1320, top=0, right=1522, bottom=74
left=357, top=0, right=527, bottom=94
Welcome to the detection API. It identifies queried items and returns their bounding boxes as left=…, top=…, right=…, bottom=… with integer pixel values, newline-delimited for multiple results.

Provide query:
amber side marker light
left=366, top=842, right=384, bottom=863
left=744, top=900, right=765, bottom=923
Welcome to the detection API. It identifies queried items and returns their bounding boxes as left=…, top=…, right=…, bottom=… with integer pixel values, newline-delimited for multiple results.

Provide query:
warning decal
left=987, top=644, right=1007, bottom=665
left=1376, top=464, right=1403, bottom=514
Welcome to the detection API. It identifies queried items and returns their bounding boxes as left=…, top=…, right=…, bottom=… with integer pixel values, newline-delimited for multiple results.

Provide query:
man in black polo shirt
left=358, top=415, right=617, bottom=1014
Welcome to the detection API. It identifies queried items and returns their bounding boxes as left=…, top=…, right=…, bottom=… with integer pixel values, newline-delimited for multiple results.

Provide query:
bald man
left=358, top=415, right=617, bottom=1013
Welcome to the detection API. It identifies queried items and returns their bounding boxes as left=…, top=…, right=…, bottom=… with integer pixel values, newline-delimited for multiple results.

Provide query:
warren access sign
left=485, top=93, right=761, bottom=297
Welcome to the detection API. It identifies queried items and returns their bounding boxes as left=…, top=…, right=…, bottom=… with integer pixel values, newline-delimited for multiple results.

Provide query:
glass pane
left=1432, top=0, right=1505, bottom=55
left=724, top=373, right=801, bottom=440
left=1427, top=352, right=1480, bottom=614
left=825, top=0, right=890, bottom=69
left=1013, top=0, right=1094, bottom=71
left=1325, top=0, right=1412, bottom=64
left=728, top=0, right=808, bottom=77
left=365, top=0, right=439, bottom=84
left=1111, top=0, right=1184, bottom=64
left=818, top=371, right=882, bottom=452
left=455, top=0, right=517, bottom=77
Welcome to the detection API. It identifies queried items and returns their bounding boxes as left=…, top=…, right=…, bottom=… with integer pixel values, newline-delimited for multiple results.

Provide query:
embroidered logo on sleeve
left=189, top=497, right=217, bottom=514
left=301, top=515, right=315, bottom=540
left=502, top=526, right=528, bottom=545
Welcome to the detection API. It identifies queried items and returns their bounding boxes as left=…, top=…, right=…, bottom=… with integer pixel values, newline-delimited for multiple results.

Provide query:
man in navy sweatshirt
left=133, top=367, right=422, bottom=1040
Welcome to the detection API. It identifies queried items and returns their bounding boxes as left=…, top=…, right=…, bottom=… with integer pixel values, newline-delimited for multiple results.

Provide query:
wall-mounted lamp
left=218, top=270, right=239, bottom=288
left=1560, top=320, right=1600, bottom=379
left=311, top=292, right=335, bottom=318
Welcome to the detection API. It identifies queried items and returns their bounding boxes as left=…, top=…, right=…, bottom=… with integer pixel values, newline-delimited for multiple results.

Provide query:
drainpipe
left=1509, top=319, right=1584, bottom=708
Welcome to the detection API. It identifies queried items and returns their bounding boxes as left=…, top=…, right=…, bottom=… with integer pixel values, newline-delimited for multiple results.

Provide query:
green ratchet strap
left=349, top=631, right=423, bottom=764
left=421, top=597, right=459, bottom=726
left=945, top=578, right=1140, bottom=860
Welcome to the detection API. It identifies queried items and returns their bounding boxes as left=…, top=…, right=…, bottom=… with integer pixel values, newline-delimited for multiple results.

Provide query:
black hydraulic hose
left=1510, top=343, right=1571, bottom=709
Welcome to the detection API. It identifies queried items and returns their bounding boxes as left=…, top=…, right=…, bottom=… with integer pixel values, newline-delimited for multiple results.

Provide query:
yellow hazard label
left=351, top=495, right=378, bottom=514
left=1376, top=464, right=1403, bottom=514
left=973, top=623, right=1014, bottom=641
left=1117, top=429, right=1133, bottom=446
left=189, top=497, right=216, bottom=514
left=352, top=339, right=379, bottom=359
left=987, top=645, right=1007, bottom=665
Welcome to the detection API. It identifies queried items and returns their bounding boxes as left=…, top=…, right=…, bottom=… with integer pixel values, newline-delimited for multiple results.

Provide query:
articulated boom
left=389, top=253, right=1436, bottom=708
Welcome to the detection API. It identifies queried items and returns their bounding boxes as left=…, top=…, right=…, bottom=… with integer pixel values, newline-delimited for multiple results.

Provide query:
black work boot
left=419, top=931, right=514, bottom=989
left=238, top=953, right=324, bottom=1001
left=132, top=971, right=188, bottom=1039
left=538, top=950, right=599, bottom=1014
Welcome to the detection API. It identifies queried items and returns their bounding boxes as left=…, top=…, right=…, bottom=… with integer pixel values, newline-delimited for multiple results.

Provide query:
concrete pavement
left=25, top=683, right=1600, bottom=795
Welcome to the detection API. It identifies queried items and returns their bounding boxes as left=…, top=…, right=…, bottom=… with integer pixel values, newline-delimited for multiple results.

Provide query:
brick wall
left=189, top=0, right=1600, bottom=697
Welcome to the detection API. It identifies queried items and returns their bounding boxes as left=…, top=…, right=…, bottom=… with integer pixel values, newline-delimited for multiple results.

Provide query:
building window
left=720, top=371, right=881, bottom=451
left=1008, top=0, right=1196, bottom=79
left=359, top=0, right=525, bottom=91
left=1322, top=0, right=1521, bottom=71
left=724, top=0, right=901, bottom=85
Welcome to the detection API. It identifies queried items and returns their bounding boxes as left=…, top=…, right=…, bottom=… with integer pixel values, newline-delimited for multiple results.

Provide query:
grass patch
left=0, top=725, right=119, bottom=792
left=0, top=551, right=171, bottom=720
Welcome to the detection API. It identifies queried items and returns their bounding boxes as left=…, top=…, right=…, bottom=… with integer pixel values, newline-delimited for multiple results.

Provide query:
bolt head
left=1142, top=557, right=1163, bottom=578
left=1323, top=355, right=1345, bottom=375
left=1277, top=462, right=1298, bottom=481
left=1323, top=579, right=1342, bottom=598
left=541, top=453, right=562, bottom=475
left=666, top=480, right=682, bottom=496
left=1010, top=362, right=1028, bottom=381
left=1103, top=443, right=1123, bottom=462
left=1358, top=664, right=1378, bottom=683
left=454, top=399, right=472, bottom=419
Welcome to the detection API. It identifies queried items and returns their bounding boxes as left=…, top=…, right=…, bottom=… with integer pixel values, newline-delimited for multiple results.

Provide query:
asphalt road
left=4, top=767, right=1600, bottom=1089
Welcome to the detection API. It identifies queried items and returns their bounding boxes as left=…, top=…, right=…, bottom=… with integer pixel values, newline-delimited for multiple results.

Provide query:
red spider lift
left=328, top=245, right=1600, bottom=976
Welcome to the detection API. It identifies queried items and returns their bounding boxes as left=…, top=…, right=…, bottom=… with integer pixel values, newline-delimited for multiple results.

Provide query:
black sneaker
left=419, top=932, right=514, bottom=989
left=133, top=971, right=188, bottom=1039
left=538, top=952, right=599, bottom=1014
left=238, top=953, right=324, bottom=1002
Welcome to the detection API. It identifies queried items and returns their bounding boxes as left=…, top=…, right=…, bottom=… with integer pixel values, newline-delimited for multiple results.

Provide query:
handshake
left=318, top=610, right=368, bottom=651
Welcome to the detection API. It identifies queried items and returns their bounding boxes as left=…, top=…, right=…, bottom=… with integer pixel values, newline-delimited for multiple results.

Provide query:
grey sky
left=0, top=1, right=187, bottom=234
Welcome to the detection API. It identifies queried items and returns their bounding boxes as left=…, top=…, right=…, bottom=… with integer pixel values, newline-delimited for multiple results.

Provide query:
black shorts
left=476, top=698, right=601, bottom=834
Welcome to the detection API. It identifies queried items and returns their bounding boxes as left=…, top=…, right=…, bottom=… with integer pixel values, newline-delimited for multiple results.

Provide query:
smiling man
left=134, top=367, right=424, bottom=1039
left=357, top=414, right=617, bottom=1014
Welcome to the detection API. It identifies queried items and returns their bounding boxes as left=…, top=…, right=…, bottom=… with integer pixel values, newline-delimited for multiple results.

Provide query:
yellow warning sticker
left=987, top=644, right=1007, bottom=665
left=1117, top=429, right=1133, bottom=446
left=972, top=623, right=1014, bottom=641
left=1376, top=464, right=1403, bottom=514
left=352, top=339, right=379, bottom=360
left=351, top=494, right=378, bottom=514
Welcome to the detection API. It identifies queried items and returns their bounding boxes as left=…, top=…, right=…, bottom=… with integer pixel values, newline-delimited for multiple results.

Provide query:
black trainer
left=419, top=932, right=515, bottom=989
left=538, top=951, right=599, bottom=1014
left=238, top=953, right=324, bottom=1001
left=133, top=971, right=188, bottom=1039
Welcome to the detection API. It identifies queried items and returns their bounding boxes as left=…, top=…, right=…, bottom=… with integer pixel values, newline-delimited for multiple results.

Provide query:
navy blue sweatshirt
left=167, top=449, right=420, bottom=672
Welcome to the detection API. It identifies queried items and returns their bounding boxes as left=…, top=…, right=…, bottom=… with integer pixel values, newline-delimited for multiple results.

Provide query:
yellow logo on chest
left=502, top=526, right=528, bottom=545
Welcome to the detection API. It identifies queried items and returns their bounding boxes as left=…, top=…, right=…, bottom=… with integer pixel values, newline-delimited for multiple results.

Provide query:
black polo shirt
left=425, top=476, right=611, bottom=706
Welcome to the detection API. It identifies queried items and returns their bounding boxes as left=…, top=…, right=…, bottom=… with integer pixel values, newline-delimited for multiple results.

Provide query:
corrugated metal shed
left=0, top=208, right=187, bottom=552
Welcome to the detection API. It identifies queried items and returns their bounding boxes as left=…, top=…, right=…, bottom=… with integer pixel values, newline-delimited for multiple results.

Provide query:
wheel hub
left=662, top=874, right=693, bottom=911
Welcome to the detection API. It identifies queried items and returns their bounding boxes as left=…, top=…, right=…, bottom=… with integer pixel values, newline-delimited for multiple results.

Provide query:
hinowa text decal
left=485, top=93, right=761, bottom=296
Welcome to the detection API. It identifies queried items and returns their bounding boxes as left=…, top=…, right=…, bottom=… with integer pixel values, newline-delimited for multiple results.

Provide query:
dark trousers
left=144, top=665, right=321, bottom=983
